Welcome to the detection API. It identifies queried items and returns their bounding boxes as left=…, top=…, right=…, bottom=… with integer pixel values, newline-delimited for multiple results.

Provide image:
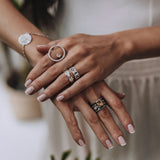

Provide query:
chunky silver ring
left=90, top=97, right=108, bottom=113
left=48, top=45, right=66, bottom=62
left=69, top=67, right=80, bottom=80
left=64, top=70, right=74, bottom=83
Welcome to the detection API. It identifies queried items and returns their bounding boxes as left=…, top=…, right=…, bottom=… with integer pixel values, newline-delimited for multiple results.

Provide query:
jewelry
left=69, top=67, right=80, bottom=80
left=91, top=97, right=107, bottom=113
left=18, top=32, right=48, bottom=64
left=48, top=45, right=66, bottom=62
left=64, top=70, right=74, bottom=83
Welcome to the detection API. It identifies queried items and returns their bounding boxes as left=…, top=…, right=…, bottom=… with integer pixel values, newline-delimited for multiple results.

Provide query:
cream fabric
left=41, top=0, right=160, bottom=159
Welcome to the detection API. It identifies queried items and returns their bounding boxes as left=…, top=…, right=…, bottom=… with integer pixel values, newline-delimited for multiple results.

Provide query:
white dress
left=41, top=0, right=160, bottom=159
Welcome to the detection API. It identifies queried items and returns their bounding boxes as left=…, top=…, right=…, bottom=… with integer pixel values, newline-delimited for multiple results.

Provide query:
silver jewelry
left=91, top=97, right=107, bottom=113
left=48, top=45, right=66, bottom=62
left=18, top=32, right=48, bottom=64
left=64, top=70, right=74, bottom=83
left=69, top=67, right=80, bottom=80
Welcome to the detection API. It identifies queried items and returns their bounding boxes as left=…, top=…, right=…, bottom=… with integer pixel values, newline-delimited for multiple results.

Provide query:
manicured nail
left=106, top=140, right=114, bottom=150
left=118, top=136, right=126, bottom=146
left=37, top=94, right=47, bottom=102
left=24, top=79, right=32, bottom=87
left=25, top=86, right=35, bottom=95
left=78, top=139, right=85, bottom=146
left=56, top=95, right=64, bottom=101
left=128, top=124, right=135, bottom=134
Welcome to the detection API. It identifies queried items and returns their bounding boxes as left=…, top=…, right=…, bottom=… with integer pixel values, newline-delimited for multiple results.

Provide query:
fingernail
left=78, top=139, right=85, bottom=146
left=24, top=79, right=32, bottom=87
left=37, top=45, right=46, bottom=47
left=56, top=95, right=64, bottom=101
left=25, top=86, right=35, bottom=95
left=118, top=136, right=127, bottom=146
left=106, top=139, right=114, bottom=150
left=128, top=124, right=135, bottom=134
left=37, top=94, right=47, bottom=102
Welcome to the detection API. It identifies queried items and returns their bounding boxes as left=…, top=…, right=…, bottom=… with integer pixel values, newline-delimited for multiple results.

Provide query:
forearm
left=117, top=26, right=160, bottom=62
left=0, top=0, right=50, bottom=66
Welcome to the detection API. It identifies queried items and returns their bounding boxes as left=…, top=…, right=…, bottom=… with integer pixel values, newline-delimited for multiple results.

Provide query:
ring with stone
left=48, top=45, right=66, bottom=62
left=90, top=97, right=108, bottom=113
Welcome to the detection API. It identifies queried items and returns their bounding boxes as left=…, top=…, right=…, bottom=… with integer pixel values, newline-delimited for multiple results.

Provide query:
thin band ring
left=64, top=70, right=74, bottom=83
left=69, top=67, right=80, bottom=80
left=90, top=97, right=108, bottom=113
left=48, top=45, right=66, bottom=62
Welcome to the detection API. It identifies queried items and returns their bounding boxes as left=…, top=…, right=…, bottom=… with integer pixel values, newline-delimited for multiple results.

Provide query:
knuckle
left=65, top=90, right=73, bottom=98
left=99, top=109, right=111, bottom=120
left=62, top=74, right=70, bottom=86
left=67, top=117, right=78, bottom=128
left=87, top=113, right=99, bottom=125
left=33, top=79, right=43, bottom=89
left=63, top=38, right=73, bottom=47
left=46, top=66, right=60, bottom=80
left=111, top=99, right=124, bottom=110
left=75, top=45, right=87, bottom=56
left=72, top=129, right=81, bottom=140
left=74, top=33, right=85, bottom=37
left=43, top=58, right=52, bottom=69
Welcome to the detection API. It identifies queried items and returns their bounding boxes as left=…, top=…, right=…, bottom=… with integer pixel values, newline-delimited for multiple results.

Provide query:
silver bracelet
left=18, top=32, right=49, bottom=64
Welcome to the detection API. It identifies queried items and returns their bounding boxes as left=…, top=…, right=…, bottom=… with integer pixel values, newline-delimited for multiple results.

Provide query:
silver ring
left=64, top=70, right=74, bottom=83
left=48, top=45, right=66, bottom=62
left=90, top=97, right=107, bottom=113
left=69, top=67, right=80, bottom=80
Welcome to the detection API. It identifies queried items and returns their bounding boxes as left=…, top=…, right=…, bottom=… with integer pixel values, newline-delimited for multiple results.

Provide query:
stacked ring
left=69, top=67, right=80, bottom=80
left=90, top=97, right=108, bottom=113
left=64, top=70, right=74, bottom=83
left=65, top=66, right=80, bottom=83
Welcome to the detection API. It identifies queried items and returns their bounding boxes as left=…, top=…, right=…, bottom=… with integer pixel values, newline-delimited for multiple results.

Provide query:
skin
left=0, top=0, right=135, bottom=148
left=25, top=27, right=160, bottom=102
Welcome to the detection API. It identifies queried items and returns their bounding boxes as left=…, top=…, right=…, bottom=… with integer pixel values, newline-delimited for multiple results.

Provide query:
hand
left=24, top=33, right=130, bottom=101
left=51, top=81, right=135, bottom=148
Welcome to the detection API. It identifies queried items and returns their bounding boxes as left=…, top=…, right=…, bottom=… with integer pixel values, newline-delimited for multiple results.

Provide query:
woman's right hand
left=52, top=81, right=135, bottom=149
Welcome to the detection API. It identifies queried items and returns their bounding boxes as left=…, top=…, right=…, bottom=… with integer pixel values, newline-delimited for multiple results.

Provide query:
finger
left=84, top=87, right=126, bottom=147
left=37, top=40, right=61, bottom=54
left=114, top=92, right=125, bottom=99
left=54, top=100, right=85, bottom=146
left=25, top=54, right=54, bottom=87
left=73, top=96, right=113, bottom=149
left=25, top=43, right=83, bottom=88
left=99, top=83, right=135, bottom=134
left=56, top=71, right=96, bottom=101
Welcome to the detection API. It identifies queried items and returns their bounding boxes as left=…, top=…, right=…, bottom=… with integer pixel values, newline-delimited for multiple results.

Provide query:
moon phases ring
left=48, top=45, right=66, bottom=62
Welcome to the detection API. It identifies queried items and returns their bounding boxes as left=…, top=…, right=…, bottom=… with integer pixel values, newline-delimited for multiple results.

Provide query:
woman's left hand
left=25, top=33, right=131, bottom=101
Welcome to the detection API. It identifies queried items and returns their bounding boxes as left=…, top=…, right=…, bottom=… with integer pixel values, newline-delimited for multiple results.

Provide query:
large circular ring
left=69, top=67, right=80, bottom=80
left=64, top=70, right=74, bottom=83
left=90, top=97, right=108, bottom=113
left=48, top=45, right=66, bottom=62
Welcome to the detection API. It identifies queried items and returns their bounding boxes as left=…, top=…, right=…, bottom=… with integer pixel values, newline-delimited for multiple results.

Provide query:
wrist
left=113, top=31, right=135, bottom=64
left=25, top=35, right=51, bottom=66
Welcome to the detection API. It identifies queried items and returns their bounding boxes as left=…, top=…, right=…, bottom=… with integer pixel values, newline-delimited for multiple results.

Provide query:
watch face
left=18, top=33, right=32, bottom=46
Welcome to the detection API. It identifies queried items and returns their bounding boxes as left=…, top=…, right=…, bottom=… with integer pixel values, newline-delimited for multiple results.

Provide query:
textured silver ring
left=90, top=97, right=107, bottom=113
left=69, top=67, right=80, bottom=80
left=48, top=45, right=66, bottom=62
left=64, top=70, right=74, bottom=83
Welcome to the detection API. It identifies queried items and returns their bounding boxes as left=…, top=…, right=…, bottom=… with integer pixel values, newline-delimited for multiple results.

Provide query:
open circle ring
left=48, top=45, right=66, bottom=62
